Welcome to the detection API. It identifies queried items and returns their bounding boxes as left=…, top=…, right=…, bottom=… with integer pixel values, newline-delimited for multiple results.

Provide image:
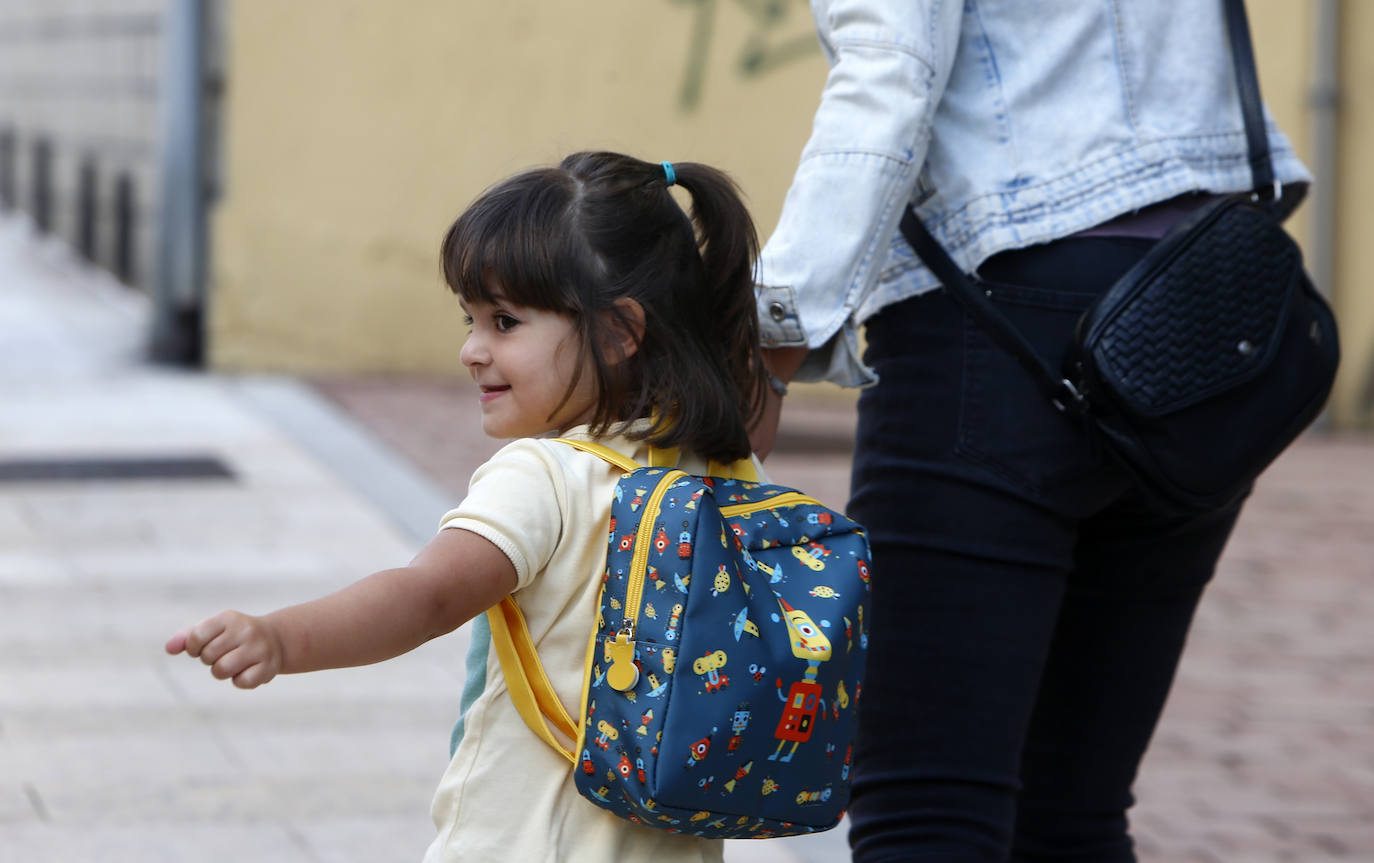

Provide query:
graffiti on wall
left=671, top=0, right=819, bottom=111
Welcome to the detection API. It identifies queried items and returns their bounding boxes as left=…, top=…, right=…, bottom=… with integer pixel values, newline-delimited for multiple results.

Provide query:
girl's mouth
left=479, top=385, right=510, bottom=403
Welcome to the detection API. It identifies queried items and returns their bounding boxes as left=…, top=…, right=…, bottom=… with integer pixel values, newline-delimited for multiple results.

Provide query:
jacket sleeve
left=756, top=0, right=962, bottom=386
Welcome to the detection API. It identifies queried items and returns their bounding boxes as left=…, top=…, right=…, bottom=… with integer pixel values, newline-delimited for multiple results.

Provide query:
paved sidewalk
left=0, top=218, right=460, bottom=861
left=0, top=215, right=839, bottom=862
left=2, top=211, right=1372, bottom=862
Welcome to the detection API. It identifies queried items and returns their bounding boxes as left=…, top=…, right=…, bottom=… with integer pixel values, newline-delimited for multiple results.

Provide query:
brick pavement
left=1130, top=433, right=1374, bottom=861
left=313, top=376, right=1374, bottom=862
left=3, top=210, right=1372, bottom=861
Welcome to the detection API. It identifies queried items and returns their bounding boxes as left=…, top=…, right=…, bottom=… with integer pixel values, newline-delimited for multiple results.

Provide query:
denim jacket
left=756, top=0, right=1311, bottom=387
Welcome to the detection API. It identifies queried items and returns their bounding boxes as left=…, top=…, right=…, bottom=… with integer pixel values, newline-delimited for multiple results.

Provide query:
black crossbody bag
left=899, top=0, right=1339, bottom=514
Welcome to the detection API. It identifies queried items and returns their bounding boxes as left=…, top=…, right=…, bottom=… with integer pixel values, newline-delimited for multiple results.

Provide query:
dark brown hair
left=440, top=151, right=767, bottom=462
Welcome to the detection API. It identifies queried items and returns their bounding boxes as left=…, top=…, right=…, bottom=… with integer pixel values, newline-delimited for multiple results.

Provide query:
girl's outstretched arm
left=164, top=528, right=516, bottom=689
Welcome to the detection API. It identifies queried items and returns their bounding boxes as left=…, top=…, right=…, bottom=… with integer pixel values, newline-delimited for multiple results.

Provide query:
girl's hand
left=165, top=610, right=285, bottom=689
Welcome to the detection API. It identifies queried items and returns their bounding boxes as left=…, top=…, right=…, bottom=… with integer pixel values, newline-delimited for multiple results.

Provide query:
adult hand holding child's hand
left=165, top=610, right=285, bottom=689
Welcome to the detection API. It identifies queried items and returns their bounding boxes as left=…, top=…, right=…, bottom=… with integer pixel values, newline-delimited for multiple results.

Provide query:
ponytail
left=666, top=162, right=769, bottom=456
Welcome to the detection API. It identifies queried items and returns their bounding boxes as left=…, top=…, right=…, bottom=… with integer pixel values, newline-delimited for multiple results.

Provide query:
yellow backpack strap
left=647, top=446, right=680, bottom=468
left=553, top=436, right=757, bottom=481
left=707, top=456, right=759, bottom=482
left=551, top=437, right=642, bottom=473
left=482, top=436, right=639, bottom=765
left=485, top=597, right=578, bottom=763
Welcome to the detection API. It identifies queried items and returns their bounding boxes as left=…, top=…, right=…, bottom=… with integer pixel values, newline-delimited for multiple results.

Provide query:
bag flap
left=1081, top=197, right=1304, bottom=418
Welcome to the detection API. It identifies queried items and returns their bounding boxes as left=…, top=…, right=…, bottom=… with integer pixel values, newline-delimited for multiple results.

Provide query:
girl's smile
left=459, top=295, right=597, bottom=439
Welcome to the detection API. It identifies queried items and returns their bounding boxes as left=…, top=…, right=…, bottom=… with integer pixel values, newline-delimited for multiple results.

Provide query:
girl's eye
left=462, top=314, right=474, bottom=328
left=494, top=314, right=519, bottom=333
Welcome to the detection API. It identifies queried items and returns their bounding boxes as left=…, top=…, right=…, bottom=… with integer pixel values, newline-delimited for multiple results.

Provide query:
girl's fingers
left=196, top=632, right=233, bottom=668
left=182, top=615, right=225, bottom=656
left=164, top=630, right=189, bottom=655
left=217, top=642, right=277, bottom=689
left=232, top=661, right=276, bottom=690
left=183, top=612, right=235, bottom=661
left=210, top=643, right=254, bottom=681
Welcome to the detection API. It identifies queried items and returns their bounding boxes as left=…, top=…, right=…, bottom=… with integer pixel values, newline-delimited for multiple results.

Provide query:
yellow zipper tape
left=718, top=490, right=822, bottom=517
left=624, top=469, right=686, bottom=633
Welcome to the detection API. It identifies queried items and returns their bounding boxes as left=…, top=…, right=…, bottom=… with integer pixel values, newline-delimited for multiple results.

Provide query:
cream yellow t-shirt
left=423, top=425, right=750, bottom=863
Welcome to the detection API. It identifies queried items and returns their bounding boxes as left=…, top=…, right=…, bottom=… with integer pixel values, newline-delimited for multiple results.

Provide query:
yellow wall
left=210, top=1, right=1373, bottom=425
left=1248, top=1, right=1310, bottom=248
left=1117, top=0, right=1374, bottom=427
left=209, top=0, right=827, bottom=373
left=1249, top=0, right=1373, bottom=426
left=1330, top=0, right=1374, bottom=426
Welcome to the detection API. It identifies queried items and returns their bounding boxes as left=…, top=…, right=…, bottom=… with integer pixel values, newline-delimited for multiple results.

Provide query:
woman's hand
left=750, top=346, right=808, bottom=459
left=751, top=386, right=786, bottom=459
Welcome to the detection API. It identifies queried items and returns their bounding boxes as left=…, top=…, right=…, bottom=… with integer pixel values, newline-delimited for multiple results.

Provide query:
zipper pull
left=605, top=621, right=639, bottom=692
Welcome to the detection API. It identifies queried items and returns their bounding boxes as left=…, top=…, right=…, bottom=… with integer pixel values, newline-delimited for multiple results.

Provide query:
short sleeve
left=436, top=440, right=567, bottom=591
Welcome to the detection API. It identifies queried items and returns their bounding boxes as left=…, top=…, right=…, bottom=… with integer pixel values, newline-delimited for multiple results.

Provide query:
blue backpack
left=485, top=438, right=871, bottom=839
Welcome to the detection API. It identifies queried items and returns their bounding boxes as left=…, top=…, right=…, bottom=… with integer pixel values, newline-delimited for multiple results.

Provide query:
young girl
left=165, top=151, right=769, bottom=862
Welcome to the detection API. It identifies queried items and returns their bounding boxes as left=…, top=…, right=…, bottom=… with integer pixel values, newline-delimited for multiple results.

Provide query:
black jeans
left=846, top=237, right=1245, bottom=862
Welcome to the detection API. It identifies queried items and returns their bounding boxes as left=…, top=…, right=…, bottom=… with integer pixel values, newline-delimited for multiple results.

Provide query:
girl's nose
left=459, top=332, right=487, bottom=368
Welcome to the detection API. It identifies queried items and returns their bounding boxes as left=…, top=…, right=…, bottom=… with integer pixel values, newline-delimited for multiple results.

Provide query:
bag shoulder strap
left=479, top=437, right=633, bottom=765
left=553, top=437, right=642, bottom=473
left=485, top=597, right=579, bottom=763
left=553, top=436, right=760, bottom=482
left=1222, top=0, right=1276, bottom=200
left=899, top=0, right=1274, bottom=412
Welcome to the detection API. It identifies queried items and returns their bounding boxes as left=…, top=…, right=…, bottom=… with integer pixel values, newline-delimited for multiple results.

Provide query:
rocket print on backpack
left=485, top=439, right=872, bottom=839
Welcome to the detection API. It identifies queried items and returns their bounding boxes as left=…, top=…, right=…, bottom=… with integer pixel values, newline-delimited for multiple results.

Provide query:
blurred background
left=0, top=0, right=1369, bottom=420
left=1, top=1, right=1372, bottom=861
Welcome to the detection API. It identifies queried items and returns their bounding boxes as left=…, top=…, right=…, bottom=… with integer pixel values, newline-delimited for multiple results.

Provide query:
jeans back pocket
left=955, top=279, right=1124, bottom=512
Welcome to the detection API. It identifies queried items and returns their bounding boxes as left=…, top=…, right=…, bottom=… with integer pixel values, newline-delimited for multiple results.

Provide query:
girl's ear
left=603, top=297, right=646, bottom=365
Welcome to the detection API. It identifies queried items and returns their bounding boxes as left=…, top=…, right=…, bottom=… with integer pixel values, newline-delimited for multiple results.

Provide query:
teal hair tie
left=661, top=161, right=676, bottom=187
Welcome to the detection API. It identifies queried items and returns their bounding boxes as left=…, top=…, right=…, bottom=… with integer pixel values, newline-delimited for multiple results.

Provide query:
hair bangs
left=441, top=170, right=583, bottom=313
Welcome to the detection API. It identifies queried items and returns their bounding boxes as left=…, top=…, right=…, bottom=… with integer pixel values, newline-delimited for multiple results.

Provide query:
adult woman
left=752, top=3, right=1308, bottom=860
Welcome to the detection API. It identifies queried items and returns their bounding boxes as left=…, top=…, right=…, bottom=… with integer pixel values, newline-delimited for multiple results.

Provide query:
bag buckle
left=1250, top=179, right=1283, bottom=204
left=1052, top=379, right=1089, bottom=415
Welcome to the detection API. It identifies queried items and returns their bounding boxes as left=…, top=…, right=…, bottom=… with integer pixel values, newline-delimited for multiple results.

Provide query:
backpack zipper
left=624, top=469, right=687, bottom=631
left=719, top=491, right=822, bottom=517
left=606, top=468, right=685, bottom=691
left=605, top=481, right=824, bottom=692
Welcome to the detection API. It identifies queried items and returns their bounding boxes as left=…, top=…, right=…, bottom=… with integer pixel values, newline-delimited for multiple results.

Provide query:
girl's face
left=458, top=293, right=598, bottom=439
